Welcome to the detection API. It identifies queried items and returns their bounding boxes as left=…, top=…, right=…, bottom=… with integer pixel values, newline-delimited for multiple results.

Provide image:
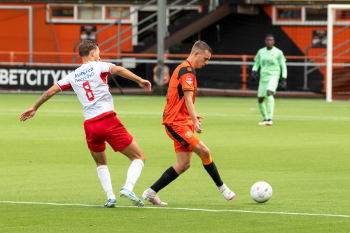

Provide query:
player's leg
left=258, top=97, right=268, bottom=125
left=102, top=115, right=145, bottom=206
left=143, top=124, right=197, bottom=205
left=120, top=139, right=145, bottom=192
left=90, top=150, right=117, bottom=207
left=142, top=151, right=192, bottom=205
left=149, top=151, right=191, bottom=192
left=192, top=141, right=235, bottom=201
left=257, top=81, right=268, bottom=125
left=173, top=151, right=192, bottom=175
left=266, top=90, right=275, bottom=125
left=85, top=120, right=116, bottom=207
left=265, top=78, right=279, bottom=125
left=118, top=139, right=145, bottom=207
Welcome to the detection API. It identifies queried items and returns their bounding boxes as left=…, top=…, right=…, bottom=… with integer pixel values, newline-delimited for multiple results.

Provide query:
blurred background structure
left=0, top=0, right=350, bottom=100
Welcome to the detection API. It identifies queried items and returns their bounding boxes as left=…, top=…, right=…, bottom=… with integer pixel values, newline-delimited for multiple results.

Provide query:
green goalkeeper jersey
left=252, top=46, right=287, bottom=82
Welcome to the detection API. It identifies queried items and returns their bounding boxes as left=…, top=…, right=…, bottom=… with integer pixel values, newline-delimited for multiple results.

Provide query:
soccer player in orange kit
left=142, top=41, right=235, bottom=205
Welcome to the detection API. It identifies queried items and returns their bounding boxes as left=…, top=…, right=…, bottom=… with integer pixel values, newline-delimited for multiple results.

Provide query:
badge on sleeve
left=186, top=76, right=193, bottom=85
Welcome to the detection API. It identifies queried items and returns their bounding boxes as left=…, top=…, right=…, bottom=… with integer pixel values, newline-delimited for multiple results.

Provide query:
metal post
left=303, top=47, right=310, bottom=90
left=326, top=5, right=333, bottom=102
left=156, top=0, right=166, bottom=86
left=10, top=51, right=14, bottom=65
left=29, top=6, right=33, bottom=63
left=241, top=55, right=247, bottom=91
left=118, top=21, right=121, bottom=61
left=0, top=6, right=34, bottom=63
left=164, top=1, right=169, bottom=38
left=323, top=56, right=327, bottom=93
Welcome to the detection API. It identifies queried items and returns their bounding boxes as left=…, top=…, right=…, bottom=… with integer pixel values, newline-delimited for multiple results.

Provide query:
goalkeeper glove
left=279, top=78, right=287, bottom=90
left=251, top=71, right=259, bottom=82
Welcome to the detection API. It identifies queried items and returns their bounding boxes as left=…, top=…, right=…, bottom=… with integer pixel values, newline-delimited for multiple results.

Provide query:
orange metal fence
left=4, top=51, right=350, bottom=61
left=2, top=51, right=350, bottom=93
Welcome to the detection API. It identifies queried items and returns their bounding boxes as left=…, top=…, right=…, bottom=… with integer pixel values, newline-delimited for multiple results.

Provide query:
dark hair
left=78, top=40, right=98, bottom=57
left=266, top=34, right=274, bottom=39
left=191, top=40, right=213, bottom=55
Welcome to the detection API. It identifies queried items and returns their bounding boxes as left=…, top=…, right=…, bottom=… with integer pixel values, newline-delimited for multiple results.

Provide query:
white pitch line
left=2, top=112, right=346, bottom=121
left=0, top=201, right=349, bottom=218
left=0, top=201, right=98, bottom=207
left=1, top=109, right=350, bottom=121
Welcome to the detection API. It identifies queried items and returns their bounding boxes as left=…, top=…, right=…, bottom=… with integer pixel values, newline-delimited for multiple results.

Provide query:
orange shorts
left=165, top=124, right=200, bottom=153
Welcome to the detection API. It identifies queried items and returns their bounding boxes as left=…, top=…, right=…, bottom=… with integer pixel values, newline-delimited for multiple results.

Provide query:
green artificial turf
left=0, top=93, right=349, bottom=232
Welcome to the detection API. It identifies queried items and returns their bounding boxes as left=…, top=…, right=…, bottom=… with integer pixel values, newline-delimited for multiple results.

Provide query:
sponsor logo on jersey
left=271, top=53, right=274, bottom=56
left=74, top=68, right=94, bottom=82
left=185, top=131, right=192, bottom=138
left=186, top=76, right=193, bottom=85
left=75, top=67, right=93, bottom=78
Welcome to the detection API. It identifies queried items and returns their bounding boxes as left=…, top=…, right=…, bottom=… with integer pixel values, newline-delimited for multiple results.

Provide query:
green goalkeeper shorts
left=257, top=77, right=279, bottom=97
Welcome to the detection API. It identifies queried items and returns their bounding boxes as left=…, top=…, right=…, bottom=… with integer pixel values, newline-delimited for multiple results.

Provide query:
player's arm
left=252, top=51, right=260, bottom=72
left=279, top=52, right=287, bottom=79
left=110, top=66, right=151, bottom=91
left=278, top=52, right=287, bottom=89
left=251, top=51, right=260, bottom=81
left=20, top=85, right=61, bottom=121
left=184, top=90, right=202, bottom=134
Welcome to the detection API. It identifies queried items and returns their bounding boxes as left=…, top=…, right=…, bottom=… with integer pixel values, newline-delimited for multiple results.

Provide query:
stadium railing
left=1, top=51, right=350, bottom=98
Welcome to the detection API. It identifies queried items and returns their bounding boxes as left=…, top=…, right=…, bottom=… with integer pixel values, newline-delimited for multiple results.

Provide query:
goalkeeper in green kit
left=251, top=34, right=287, bottom=126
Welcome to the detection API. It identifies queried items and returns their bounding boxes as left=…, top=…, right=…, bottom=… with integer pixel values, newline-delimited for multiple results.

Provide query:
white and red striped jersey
left=56, top=61, right=115, bottom=121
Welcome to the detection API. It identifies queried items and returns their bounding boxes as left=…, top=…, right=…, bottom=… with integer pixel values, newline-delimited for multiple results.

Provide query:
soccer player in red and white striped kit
left=20, top=40, right=152, bottom=207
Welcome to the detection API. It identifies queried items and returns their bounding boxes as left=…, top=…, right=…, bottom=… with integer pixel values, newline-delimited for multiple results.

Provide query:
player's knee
left=139, top=154, right=145, bottom=164
left=95, top=161, right=107, bottom=167
left=135, top=152, right=146, bottom=163
left=174, top=161, right=191, bottom=174
left=258, top=98, right=264, bottom=103
left=127, top=149, right=145, bottom=163
left=180, top=162, right=191, bottom=172
left=267, top=90, right=273, bottom=96
left=201, top=148, right=210, bottom=159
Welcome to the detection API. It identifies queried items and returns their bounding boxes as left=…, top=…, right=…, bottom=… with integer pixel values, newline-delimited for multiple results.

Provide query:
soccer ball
left=250, top=181, right=272, bottom=203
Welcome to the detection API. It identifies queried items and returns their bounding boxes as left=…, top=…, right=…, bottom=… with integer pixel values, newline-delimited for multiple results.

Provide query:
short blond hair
left=190, top=40, right=213, bottom=55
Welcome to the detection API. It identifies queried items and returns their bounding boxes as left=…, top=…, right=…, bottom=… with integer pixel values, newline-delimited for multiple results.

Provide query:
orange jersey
left=162, top=60, right=197, bottom=126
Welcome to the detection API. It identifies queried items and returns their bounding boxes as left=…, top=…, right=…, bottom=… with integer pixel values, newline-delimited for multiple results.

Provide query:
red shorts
left=84, top=114, right=133, bottom=152
left=165, top=124, right=200, bottom=153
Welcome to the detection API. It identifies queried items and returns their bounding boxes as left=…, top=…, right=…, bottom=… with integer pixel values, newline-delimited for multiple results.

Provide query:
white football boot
left=258, top=120, right=268, bottom=125
left=142, top=189, right=168, bottom=205
left=119, top=188, right=144, bottom=207
left=104, top=196, right=117, bottom=207
left=266, top=119, right=273, bottom=126
left=220, top=184, right=235, bottom=201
